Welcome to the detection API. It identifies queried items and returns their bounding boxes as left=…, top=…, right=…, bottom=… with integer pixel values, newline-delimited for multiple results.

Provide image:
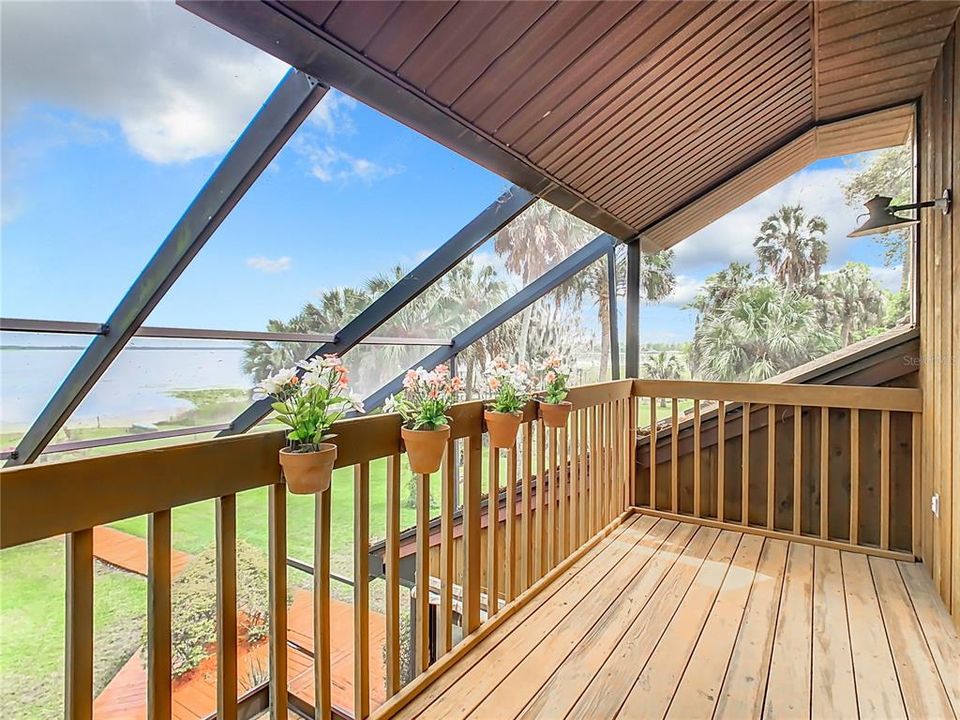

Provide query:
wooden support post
left=354, top=464, right=370, bottom=717
left=385, top=455, right=401, bottom=696
left=148, top=510, right=172, bottom=720
left=267, top=489, right=287, bottom=720
left=216, top=494, right=238, bottom=720
left=65, top=529, right=94, bottom=720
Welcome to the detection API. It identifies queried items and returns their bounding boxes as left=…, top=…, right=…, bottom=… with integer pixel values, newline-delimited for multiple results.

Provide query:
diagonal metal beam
left=362, top=232, right=619, bottom=413
left=221, top=186, right=537, bottom=435
left=6, top=70, right=326, bottom=466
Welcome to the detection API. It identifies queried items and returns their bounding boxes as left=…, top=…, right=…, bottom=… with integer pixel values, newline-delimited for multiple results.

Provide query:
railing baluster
left=793, top=406, right=802, bottom=535
left=880, top=410, right=891, bottom=549
left=559, top=421, right=568, bottom=559
left=604, top=401, right=613, bottom=522
left=742, top=402, right=751, bottom=525
left=672, top=398, right=680, bottom=513
left=487, top=445, right=500, bottom=616
left=535, top=420, right=545, bottom=580
left=505, top=444, right=517, bottom=603
left=65, top=528, right=94, bottom=720
left=593, top=404, right=601, bottom=531
left=385, top=455, right=401, bottom=696
left=629, top=397, right=637, bottom=510
left=820, top=408, right=829, bottom=540
left=354, top=463, right=370, bottom=717
left=579, top=409, right=588, bottom=543
left=649, top=397, right=657, bottom=511
left=463, top=434, right=482, bottom=634
left=693, top=400, right=701, bottom=517
left=314, top=486, right=332, bottom=717
left=148, top=509, right=172, bottom=720
left=768, top=405, right=776, bottom=530
left=415, top=470, right=430, bottom=673
left=521, top=423, right=532, bottom=593
left=547, top=427, right=557, bottom=570
left=440, top=442, right=455, bottom=655
left=717, top=401, right=726, bottom=522
left=216, top=494, right=238, bottom=720
left=569, top=411, right=579, bottom=550
left=850, top=408, right=860, bottom=545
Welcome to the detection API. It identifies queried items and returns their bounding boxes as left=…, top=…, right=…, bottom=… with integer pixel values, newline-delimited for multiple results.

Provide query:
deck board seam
left=473, top=517, right=681, bottom=720
left=513, top=520, right=702, bottom=720
left=608, top=528, right=730, bottom=719
left=664, top=532, right=761, bottom=719
left=706, top=537, right=768, bottom=720
left=410, top=514, right=656, bottom=719
left=867, top=555, right=912, bottom=717
left=756, top=540, right=789, bottom=717
left=840, top=549, right=863, bottom=719
left=895, top=561, right=960, bottom=719
left=400, top=514, right=643, bottom=720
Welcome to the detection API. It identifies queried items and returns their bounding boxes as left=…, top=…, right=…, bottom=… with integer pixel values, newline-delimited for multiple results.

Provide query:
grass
left=111, top=452, right=506, bottom=581
left=0, top=539, right=146, bottom=720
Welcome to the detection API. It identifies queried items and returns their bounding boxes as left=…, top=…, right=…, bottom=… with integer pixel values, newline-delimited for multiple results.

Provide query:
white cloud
left=246, top=256, right=292, bottom=274
left=671, top=165, right=865, bottom=276
left=309, top=91, right=358, bottom=135
left=295, top=139, right=403, bottom=184
left=867, top=264, right=904, bottom=293
left=1, top=0, right=288, bottom=163
left=659, top=274, right=703, bottom=307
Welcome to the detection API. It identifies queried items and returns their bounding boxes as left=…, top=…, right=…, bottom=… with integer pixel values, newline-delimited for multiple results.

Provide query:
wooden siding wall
left=919, top=19, right=960, bottom=629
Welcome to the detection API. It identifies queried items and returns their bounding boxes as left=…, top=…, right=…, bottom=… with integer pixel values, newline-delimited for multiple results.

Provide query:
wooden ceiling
left=182, top=0, right=959, bottom=245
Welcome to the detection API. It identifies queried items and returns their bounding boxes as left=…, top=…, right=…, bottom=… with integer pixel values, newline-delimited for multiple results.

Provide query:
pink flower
left=488, top=376, right=501, bottom=391
left=546, top=370, right=556, bottom=383
left=403, top=369, right=418, bottom=390
left=450, top=377, right=463, bottom=392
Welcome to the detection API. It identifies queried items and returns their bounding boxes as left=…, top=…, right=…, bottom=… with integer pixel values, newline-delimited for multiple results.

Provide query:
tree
left=753, top=204, right=828, bottom=288
left=841, top=143, right=913, bottom=291
left=818, top=262, right=884, bottom=346
left=690, top=282, right=839, bottom=381
left=640, top=249, right=678, bottom=302
left=688, top=262, right=755, bottom=319
left=642, top=351, right=683, bottom=406
left=493, top=200, right=593, bottom=360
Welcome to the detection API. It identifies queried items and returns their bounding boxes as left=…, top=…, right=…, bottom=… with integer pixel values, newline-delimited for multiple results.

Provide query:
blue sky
left=1, top=1, right=902, bottom=344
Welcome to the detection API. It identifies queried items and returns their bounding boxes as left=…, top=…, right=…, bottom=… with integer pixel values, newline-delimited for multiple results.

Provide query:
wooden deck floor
left=387, top=512, right=960, bottom=720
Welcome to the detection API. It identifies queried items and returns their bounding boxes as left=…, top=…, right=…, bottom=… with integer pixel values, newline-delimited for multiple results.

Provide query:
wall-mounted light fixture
left=848, top=189, right=952, bottom=238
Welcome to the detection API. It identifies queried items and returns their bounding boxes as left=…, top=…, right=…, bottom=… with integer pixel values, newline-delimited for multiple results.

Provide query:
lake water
left=1, top=343, right=253, bottom=435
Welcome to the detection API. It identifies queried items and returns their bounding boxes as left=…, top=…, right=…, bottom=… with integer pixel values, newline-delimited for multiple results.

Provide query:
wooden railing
left=632, top=379, right=923, bottom=559
left=0, top=379, right=634, bottom=720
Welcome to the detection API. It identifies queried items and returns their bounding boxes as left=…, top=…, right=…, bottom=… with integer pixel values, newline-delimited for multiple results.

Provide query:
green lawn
left=0, top=539, right=147, bottom=720
left=110, top=453, right=506, bottom=581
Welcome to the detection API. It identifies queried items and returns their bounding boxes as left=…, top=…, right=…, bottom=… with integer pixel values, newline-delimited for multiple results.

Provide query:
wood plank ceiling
left=183, top=0, right=959, bottom=244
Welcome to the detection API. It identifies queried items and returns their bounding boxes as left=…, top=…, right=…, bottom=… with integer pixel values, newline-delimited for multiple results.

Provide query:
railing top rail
left=632, top=378, right=922, bottom=414
left=0, top=379, right=633, bottom=549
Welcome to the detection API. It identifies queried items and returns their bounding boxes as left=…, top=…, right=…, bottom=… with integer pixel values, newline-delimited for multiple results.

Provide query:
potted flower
left=258, top=355, right=364, bottom=494
left=483, top=356, right=534, bottom=449
left=385, top=364, right=463, bottom=474
left=538, top=354, right=572, bottom=428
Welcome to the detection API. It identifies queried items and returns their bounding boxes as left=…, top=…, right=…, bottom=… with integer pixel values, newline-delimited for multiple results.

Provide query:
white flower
left=259, top=367, right=297, bottom=395
left=348, top=391, right=365, bottom=414
left=384, top=395, right=398, bottom=413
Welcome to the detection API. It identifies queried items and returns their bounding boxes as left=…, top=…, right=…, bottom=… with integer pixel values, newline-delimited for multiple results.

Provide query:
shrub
left=143, top=540, right=286, bottom=676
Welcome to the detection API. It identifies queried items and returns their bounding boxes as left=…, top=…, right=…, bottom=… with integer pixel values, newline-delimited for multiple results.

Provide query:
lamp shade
left=848, top=195, right=919, bottom=238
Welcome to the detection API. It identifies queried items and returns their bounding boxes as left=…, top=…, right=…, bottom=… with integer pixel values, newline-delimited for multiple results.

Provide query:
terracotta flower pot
left=539, top=400, right=573, bottom=428
left=280, top=443, right=337, bottom=494
left=485, top=410, right=522, bottom=449
left=402, top=425, right=450, bottom=474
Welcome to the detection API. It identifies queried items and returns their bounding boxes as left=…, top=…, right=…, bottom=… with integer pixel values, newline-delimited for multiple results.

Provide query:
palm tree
left=688, top=262, right=755, bottom=319
left=493, top=200, right=594, bottom=359
left=690, top=283, right=839, bottom=381
left=642, top=351, right=683, bottom=406
left=819, top=262, right=884, bottom=346
left=641, top=249, right=678, bottom=302
left=754, top=205, right=829, bottom=289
